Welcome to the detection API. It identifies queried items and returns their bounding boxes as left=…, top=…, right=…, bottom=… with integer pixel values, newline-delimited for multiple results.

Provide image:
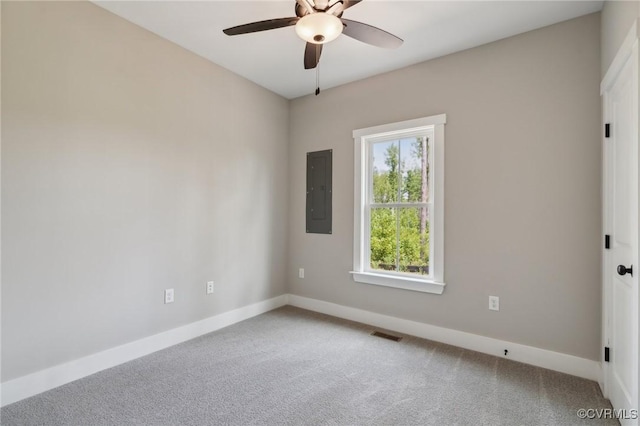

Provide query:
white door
left=603, top=23, right=639, bottom=426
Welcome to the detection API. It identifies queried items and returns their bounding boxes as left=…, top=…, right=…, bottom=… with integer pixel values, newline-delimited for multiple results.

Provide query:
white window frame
left=351, top=114, right=446, bottom=294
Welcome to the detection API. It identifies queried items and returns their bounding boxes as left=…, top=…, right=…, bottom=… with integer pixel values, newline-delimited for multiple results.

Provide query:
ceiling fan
left=222, top=0, right=403, bottom=71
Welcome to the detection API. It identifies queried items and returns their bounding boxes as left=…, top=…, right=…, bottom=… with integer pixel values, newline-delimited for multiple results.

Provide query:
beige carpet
left=1, top=306, right=616, bottom=425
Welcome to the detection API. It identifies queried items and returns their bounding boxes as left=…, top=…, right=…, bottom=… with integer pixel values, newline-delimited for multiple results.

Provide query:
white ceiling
left=94, top=1, right=603, bottom=99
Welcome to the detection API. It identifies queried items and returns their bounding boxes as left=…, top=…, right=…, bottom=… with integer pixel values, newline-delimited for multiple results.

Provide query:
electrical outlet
left=489, top=296, right=499, bottom=311
left=299, top=268, right=305, bottom=279
left=206, top=281, right=214, bottom=294
left=164, top=288, right=174, bottom=304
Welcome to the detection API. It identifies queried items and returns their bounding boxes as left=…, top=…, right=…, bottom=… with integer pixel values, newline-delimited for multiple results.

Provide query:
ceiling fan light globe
left=295, top=13, right=343, bottom=45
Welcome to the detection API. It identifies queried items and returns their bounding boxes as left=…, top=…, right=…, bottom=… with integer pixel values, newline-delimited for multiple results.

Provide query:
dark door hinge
left=605, top=123, right=611, bottom=138
left=604, top=346, right=610, bottom=362
left=605, top=235, right=610, bottom=249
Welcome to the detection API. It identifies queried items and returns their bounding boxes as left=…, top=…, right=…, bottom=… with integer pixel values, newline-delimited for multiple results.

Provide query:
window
left=351, top=115, right=446, bottom=294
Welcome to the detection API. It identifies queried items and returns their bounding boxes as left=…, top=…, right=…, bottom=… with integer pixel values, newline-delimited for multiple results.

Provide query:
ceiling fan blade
left=304, top=42, right=323, bottom=69
left=223, top=17, right=299, bottom=36
left=341, top=19, right=403, bottom=49
left=343, top=0, right=363, bottom=11
left=327, top=0, right=362, bottom=15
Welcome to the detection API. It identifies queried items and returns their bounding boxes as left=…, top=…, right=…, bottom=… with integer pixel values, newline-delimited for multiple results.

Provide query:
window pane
left=370, top=207, right=397, bottom=271
left=400, top=137, right=429, bottom=203
left=372, top=140, right=399, bottom=203
left=398, top=207, right=429, bottom=275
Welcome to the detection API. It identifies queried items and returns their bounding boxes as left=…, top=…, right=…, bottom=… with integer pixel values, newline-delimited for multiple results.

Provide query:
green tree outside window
left=370, top=137, right=429, bottom=274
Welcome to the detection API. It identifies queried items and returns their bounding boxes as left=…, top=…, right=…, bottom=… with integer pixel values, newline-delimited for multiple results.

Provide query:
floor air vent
left=371, top=331, right=402, bottom=342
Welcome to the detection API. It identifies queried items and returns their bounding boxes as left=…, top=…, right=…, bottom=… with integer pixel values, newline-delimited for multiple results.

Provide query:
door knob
left=617, top=264, right=633, bottom=276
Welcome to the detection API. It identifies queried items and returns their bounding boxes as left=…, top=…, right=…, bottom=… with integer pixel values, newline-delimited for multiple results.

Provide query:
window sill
left=350, top=271, right=445, bottom=294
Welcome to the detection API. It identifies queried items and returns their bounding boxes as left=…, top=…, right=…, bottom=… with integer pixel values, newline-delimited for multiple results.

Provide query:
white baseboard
left=1, top=293, right=603, bottom=407
left=1, top=294, right=288, bottom=407
left=288, top=294, right=602, bottom=383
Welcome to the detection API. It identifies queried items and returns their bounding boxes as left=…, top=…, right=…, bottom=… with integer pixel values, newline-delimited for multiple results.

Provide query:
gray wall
left=601, top=0, right=640, bottom=76
left=288, top=13, right=602, bottom=360
left=1, top=1, right=289, bottom=381
left=2, top=2, right=607, bottom=384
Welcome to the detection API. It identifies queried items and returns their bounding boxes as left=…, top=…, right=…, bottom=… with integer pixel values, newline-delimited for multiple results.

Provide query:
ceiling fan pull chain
left=315, top=63, right=320, bottom=96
